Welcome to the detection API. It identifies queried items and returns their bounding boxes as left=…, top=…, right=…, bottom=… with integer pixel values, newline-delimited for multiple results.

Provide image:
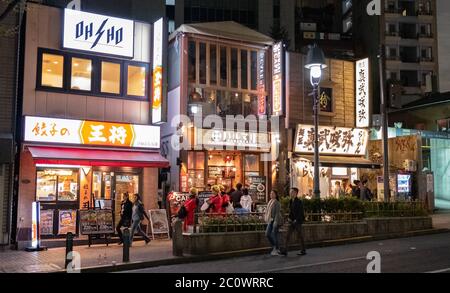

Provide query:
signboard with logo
left=294, top=124, right=369, bottom=156
left=257, top=50, right=266, bottom=116
left=198, top=129, right=270, bottom=151
left=63, top=9, right=134, bottom=58
left=319, top=87, right=333, bottom=113
left=167, top=191, right=190, bottom=219
left=248, top=176, right=266, bottom=202
left=152, top=18, right=165, bottom=124
left=356, top=58, right=370, bottom=128
left=272, top=42, right=284, bottom=116
left=24, top=116, right=160, bottom=149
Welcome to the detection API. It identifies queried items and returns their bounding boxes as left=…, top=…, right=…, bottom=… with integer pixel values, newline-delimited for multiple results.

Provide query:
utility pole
left=378, top=45, right=390, bottom=202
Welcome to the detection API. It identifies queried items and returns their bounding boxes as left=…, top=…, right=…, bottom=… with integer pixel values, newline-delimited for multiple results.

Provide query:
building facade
left=15, top=3, right=168, bottom=249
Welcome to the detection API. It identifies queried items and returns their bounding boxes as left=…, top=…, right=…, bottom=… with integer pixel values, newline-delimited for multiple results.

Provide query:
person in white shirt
left=240, top=188, right=253, bottom=212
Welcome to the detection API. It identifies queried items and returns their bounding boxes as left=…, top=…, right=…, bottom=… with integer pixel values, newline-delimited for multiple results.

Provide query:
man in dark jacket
left=116, top=192, right=133, bottom=245
left=281, top=188, right=306, bottom=256
left=231, top=183, right=243, bottom=208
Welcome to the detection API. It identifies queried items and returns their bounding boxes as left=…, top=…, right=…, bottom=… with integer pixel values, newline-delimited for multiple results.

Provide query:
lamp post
left=305, top=44, right=327, bottom=199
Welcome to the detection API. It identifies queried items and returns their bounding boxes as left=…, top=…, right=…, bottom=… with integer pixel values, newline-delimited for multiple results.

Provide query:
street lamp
left=305, top=44, right=327, bottom=199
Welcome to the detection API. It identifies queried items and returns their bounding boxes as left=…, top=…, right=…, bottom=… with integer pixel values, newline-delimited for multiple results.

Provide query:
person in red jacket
left=183, top=188, right=199, bottom=232
left=207, top=185, right=223, bottom=215
left=219, top=184, right=232, bottom=214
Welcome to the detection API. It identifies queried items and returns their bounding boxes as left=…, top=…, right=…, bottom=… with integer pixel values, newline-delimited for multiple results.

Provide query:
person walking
left=130, top=194, right=151, bottom=246
left=183, top=188, right=199, bottom=232
left=360, top=180, right=373, bottom=201
left=265, top=190, right=283, bottom=256
left=205, top=185, right=223, bottom=214
left=231, top=183, right=244, bottom=208
left=116, top=192, right=132, bottom=245
left=240, top=188, right=253, bottom=212
left=281, top=188, right=306, bottom=256
left=352, top=180, right=361, bottom=199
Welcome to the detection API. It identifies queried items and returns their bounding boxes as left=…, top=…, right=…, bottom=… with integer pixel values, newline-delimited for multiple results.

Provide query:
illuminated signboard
left=272, top=42, right=284, bottom=116
left=356, top=58, right=370, bottom=128
left=152, top=18, right=164, bottom=124
left=199, top=129, right=270, bottom=151
left=63, top=9, right=134, bottom=58
left=24, top=116, right=160, bottom=149
left=294, top=124, right=369, bottom=155
left=257, top=51, right=266, bottom=116
left=31, top=202, right=39, bottom=248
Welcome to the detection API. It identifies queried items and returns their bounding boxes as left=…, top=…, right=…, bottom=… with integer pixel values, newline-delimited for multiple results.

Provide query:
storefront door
left=114, top=174, right=139, bottom=224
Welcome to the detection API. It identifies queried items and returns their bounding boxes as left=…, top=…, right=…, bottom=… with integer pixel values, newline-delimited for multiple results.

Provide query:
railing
left=386, top=31, right=399, bottom=37
left=417, top=10, right=433, bottom=16
left=363, top=201, right=428, bottom=218
left=305, top=212, right=364, bottom=223
left=418, top=33, right=433, bottom=39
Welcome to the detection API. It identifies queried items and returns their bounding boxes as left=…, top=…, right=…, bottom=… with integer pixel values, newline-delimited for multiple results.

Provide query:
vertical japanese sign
left=356, top=58, right=370, bottom=128
left=272, top=42, right=284, bottom=116
left=257, top=50, right=266, bottom=116
left=152, top=18, right=164, bottom=124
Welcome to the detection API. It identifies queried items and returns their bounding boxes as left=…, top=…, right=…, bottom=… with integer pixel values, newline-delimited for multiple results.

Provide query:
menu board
left=39, top=210, right=54, bottom=235
left=58, top=210, right=77, bottom=235
left=248, top=176, right=267, bottom=202
left=149, top=209, right=169, bottom=235
left=79, top=210, right=98, bottom=234
left=97, top=210, right=114, bottom=234
left=79, top=210, right=114, bottom=235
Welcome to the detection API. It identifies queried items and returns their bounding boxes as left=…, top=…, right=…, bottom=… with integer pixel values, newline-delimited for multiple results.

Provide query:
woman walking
left=265, top=190, right=283, bottom=256
left=130, top=194, right=151, bottom=246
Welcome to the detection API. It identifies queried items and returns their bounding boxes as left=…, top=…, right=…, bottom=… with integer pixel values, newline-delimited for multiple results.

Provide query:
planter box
left=181, top=217, right=433, bottom=255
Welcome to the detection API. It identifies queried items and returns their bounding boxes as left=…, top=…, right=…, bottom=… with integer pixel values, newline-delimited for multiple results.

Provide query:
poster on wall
left=97, top=210, right=114, bottom=234
left=79, top=210, right=98, bottom=235
left=39, top=210, right=54, bottom=235
left=248, top=176, right=267, bottom=202
left=58, top=210, right=77, bottom=235
left=149, top=209, right=170, bottom=239
left=167, top=192, right=190, bottom=219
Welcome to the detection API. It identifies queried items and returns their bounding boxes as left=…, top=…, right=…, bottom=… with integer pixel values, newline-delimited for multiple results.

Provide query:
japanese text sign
left=24, top=116, right=160, bottom=149
left=356, top=58, right=370, bottom=128
left=272, top=42, right=283, bottom=116
left=152, top=18, right=164, bottom=124
left=294, top=124, right=369, bottom=156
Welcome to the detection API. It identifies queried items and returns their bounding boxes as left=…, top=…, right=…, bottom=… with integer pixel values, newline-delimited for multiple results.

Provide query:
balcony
left=401, top=57, right=419, bottom=63
left=418, top=33, right=434, bottom=40
left=400, top=32, right=418, bottom=40
left=420, top=57, right=434, bottom=65
left=386, top=55, right=401, bottom=62
left=417, top=9, right=433, bottom=16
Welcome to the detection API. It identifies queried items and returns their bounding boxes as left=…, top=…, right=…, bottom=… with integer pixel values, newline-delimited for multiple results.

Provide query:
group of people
left=116, top=192, right=152, bottom=246
left=264, top=188, right=306, bottom=256
left=332, top=179, right=374, bottom=201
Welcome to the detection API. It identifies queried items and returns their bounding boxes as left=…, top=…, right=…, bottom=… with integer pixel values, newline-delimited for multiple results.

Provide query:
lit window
left=101, top=61, right=121, bottom=94
left=71, top=57, right=92, bottom=91
left=127, top=65, right=146, bottom=96
left=41, top=53, right=64, bottom=88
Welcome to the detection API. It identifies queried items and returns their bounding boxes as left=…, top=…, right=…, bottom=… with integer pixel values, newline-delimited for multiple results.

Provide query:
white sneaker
left=270, top=248, right=278, bottom=256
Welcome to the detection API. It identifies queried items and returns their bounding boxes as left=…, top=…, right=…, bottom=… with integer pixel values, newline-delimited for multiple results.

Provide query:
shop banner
left=272, top=42, right=284, bottom=116
left=24, top=116, right=160, bottom=149
left=58, top=209, right=77, bottom=235
left=199, top=129, right=270, bottom=151
left=152, top=17, right=165, bottom=124
left=294, top=124, right=369, bottom=156
left=356, top=58, right=370, bottom=128
left=63, top=9, right=134, bottom=58
left=248, top=176, right=266, bottom=202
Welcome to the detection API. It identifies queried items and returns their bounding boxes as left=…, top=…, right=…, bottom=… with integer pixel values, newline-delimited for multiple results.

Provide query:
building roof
left=169, top=21, right=274, bottom=46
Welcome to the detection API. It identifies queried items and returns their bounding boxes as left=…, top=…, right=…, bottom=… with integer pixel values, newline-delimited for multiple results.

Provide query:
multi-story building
left=436, top=0, right=450, bottom=93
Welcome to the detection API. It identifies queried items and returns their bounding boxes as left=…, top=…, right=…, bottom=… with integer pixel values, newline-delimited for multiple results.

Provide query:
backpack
left=177, top=205, right=188, bottom=219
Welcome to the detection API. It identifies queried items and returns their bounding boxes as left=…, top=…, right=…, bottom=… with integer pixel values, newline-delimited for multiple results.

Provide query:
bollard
left=122, top=227, right=130, bottom=262
left=65, top=232, right=74, bottom=269
left=172, top=219, right=183, bottom=256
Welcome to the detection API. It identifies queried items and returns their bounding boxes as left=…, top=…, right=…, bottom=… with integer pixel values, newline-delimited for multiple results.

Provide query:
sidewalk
left=1, top=213, right=449, bottom=273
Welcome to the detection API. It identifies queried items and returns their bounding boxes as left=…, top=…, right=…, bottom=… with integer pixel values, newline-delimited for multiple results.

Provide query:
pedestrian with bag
left=130, top=194, right=151, bottom=246
left=281, top=188, right=306, bottom=256
left=116, top=192, right=132, bottom=245
left=265, top=190, right=283, bottom=256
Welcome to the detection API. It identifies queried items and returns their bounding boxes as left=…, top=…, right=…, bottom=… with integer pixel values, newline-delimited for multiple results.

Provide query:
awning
left=27, top=146, right=169, bottom=168
left=295, top=155, right=381, bottom=169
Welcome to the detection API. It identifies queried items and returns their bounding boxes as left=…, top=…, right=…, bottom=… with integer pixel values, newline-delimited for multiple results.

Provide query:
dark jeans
left=265, top=221, right=280, bottom=249
left=130, top=219, right=150, bottom=245
left=284, top=222, right=306, bottom=253
left=116, top=218, right=131, bottom=242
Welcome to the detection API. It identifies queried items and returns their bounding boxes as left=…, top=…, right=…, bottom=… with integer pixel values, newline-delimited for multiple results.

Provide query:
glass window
left=231, top=48, right=238, bottom=88
left=195, top=152, right=205, bottom=169
left=250, top=51, right=257, bottom=90
left=41, top=53, right=64, bottom=88
left=241, top=50, right=248, bottom=89
left=220, top=46, right=227, bottom=87
left=101, top=61, right=121, bottom=94
left=57, top=171, right=78, bottom=202
left=199, top=42, right=207, bottom=84
left=71, top=57, right=92, bottom=91
left=36, top=171, right=57, bottom=201
left=210, top=45, right=217, bottom=85
left=244, top=154, right=259, bottom=172
left=104, top=173, right=112, bottom=200
left=244, top=93, right=258, bottom=116
left=188, top=41, right=196, bottom=83
left=127, top=65, right=146, bottom=96
left=217, top=91, right=242, bottom=116
left=93, top=171, right=102, bottom=199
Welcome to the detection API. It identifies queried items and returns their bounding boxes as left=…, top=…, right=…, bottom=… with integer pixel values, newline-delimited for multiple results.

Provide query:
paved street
left=125, top=232, right=450, bottom=273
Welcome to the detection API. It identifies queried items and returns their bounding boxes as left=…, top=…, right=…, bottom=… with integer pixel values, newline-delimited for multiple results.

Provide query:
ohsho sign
left=294, top=124, right=369, bottom=156
left=24, top=116, right=160, bottom=149
left=63, top=9, right=134, bottom=58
